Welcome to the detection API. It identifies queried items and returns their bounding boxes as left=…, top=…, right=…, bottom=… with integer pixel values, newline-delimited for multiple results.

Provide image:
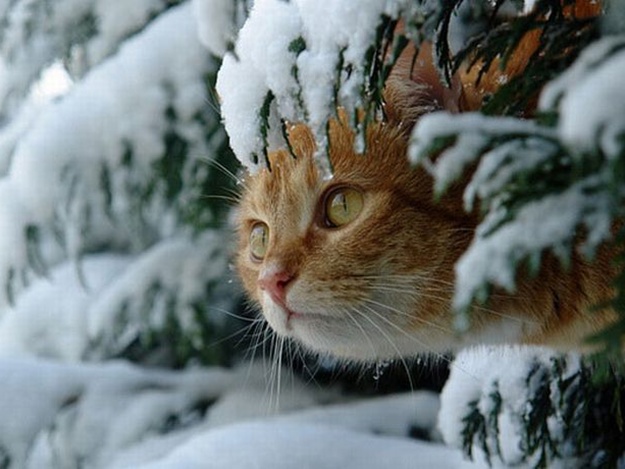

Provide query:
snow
left=192, top=0, right=241, bottom=57
left=0, top=355, right=493, bottom=469
left=0, top=233, right=232, bottom=363
left=540, top=37, right=625, bottom=159
left=440, top=347, right=538, bottom=466
left=125, top=421, right=480, bottom=469
left=407, top=36, right=625, bottom=311
left=0, top=358, right=235, bottom=468
left=409, top=112, right=554, bottom=196
left=110, top=387, right=484, bottom=469
left=0, top=255, right=129, bottom=361
left=214, top=0, right=408, bottom=173
left=30, top=62, right=74, bottom=102
left=463, top=137, right=556, bottom=210
left=87, top=233, right=231, bottom=356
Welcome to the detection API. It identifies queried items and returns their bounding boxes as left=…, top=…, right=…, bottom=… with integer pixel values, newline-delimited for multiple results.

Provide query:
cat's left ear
left=383, top=41, right=463, bottom=132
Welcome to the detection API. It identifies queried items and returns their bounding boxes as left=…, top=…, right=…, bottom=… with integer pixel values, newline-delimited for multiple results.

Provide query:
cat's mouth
left=261, top=292, right=407, bottom=359
left=261, top=292, right=332, bottom=337
left=281, top=306, right=302, bottom=329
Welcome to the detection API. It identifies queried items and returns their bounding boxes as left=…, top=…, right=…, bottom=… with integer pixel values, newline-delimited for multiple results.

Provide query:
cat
left=234, top=2, right=617, bottom=361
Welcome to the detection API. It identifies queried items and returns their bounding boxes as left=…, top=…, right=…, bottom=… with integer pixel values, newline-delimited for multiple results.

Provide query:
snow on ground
left=0, top=246, right=488, bottom=468
left=0, top=358, right=234, bottom=468
left=123, top=421, right=482, bottom=469
left=0, top=353, right=492, bottom=469
left=108, top=381, right=485, bottom=469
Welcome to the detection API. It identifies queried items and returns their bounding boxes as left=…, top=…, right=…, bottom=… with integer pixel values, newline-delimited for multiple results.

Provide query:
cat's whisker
left=266, top=332, right=280, bottom=412
left=341, top=306, right=379, bottom=358
left=259, top=324, right=274, bottom=380
left=367, top=282, right=540, bottom=326
left=200, top=193, right=241, bottom=205
left=201, top=156, right=243, bottom=186
left=359, top=303, right=479, bottom=382
left=359, top=303, right=456, bottom=367
left=365, top=275, right=457, bottom=289
left=357, top=274, right=457, bottom=292
left=204, top=86, right=222, bottom=116
left=349, top=306, right=416, bottom=392
left=208, top=306, right=261, bottom=323
left=446, top=227, right=478, bottom=234
left=201, top=184, right=243, bottom=203
left=362, top=297, right=454, bottom=334
left=206, top=321, right=260, bottom=351
left=243, top=320, right=275, bottom=356
left=368, top=283, right=457, bottom=302
left=415, top=289, right=541, bottom=325
left=275, top=335, right=285, bottom=412
left=204, top=306, right=266, bottom=351
left=289, top=341, right=312, bottom=387
left=369, top=284, right=450, bottom=297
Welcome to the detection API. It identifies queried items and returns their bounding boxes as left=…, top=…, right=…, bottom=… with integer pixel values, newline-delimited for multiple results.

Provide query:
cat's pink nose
left=258, top=269, right=294, bottom=307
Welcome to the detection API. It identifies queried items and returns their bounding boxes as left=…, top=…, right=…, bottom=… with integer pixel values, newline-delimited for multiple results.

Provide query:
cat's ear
left=383, top=42, right=463, bottom=131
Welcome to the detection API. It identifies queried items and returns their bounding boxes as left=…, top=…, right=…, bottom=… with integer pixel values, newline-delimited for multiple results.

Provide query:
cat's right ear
left=383, top=41, right=462, bottom=132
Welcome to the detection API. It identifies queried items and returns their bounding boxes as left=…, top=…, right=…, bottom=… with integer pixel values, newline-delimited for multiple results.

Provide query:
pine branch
left=459, top=355, right=625, bottom=468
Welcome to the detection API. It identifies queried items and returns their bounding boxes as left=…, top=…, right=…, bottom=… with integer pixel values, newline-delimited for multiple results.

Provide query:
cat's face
left=236, top=119, right=474, bottom=360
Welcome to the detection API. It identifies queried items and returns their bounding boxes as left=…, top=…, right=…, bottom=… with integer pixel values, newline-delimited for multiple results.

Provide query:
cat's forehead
left=241, top=149, right=320, bottom=232
left=239, top=119, right=408, bottom=228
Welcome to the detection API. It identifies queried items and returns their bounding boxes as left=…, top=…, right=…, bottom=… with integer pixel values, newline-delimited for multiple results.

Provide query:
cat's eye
left=249, top=222, right=269, bottom=261
left=324, top=187, right=364, bottom=227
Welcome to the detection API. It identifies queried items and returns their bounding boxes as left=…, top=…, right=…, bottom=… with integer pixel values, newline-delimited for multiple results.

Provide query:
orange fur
left=235, top=0, right=616, bottom=360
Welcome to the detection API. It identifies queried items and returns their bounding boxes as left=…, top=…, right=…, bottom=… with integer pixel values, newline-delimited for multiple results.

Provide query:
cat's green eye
left=249, top=222, right=269, bottom=261
left=325, top=187, right=364, bottom=227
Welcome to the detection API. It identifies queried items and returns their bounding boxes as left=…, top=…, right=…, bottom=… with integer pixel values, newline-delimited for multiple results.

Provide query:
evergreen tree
left=0, top=0, right=239, bottom=366
left=0, top=2, right=246, bottom=465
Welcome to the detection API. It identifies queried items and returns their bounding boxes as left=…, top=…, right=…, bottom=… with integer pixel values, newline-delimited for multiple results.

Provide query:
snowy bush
left=0, top=1, right=239, bottom=363
left=441, top=347, right=625, bottom=468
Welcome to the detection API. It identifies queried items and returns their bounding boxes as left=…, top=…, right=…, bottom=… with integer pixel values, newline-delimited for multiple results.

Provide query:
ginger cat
left=235, top=2, right=616, bottom=361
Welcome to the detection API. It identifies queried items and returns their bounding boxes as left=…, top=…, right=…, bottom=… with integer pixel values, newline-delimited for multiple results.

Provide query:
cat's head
left=235, top=114, right=475, bottom=360
left=235, top=42, right=477, bottom=361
